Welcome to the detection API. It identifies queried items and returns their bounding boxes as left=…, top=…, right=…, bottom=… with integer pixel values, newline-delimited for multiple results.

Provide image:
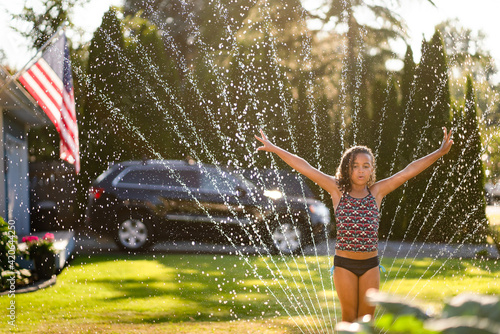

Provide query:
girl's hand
left=438, top=127, right=453, bottom=156
left=255, top=129, right=276, bottom=153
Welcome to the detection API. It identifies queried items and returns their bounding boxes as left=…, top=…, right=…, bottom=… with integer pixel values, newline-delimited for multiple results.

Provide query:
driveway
left=73, top=229, right=499, bottom=259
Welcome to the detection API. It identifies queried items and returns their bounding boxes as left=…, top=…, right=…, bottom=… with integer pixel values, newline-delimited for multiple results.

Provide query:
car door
left=197, top=167, right=252, bottom=226
left=114, top=165, right=200, bottom=220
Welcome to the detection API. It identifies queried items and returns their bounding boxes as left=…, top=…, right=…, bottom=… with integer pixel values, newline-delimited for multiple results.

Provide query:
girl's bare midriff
left=335, top=249, right=378, bottom=259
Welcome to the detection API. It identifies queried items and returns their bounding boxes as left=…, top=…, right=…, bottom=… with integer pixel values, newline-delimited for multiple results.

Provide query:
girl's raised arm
left=255, top=129, right=341, bottom=197
left=371, top=127, right=454, bottom=201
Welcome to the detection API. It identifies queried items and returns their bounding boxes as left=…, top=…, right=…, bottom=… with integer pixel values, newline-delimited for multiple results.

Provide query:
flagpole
left=0, top=22, right=68, bottom=95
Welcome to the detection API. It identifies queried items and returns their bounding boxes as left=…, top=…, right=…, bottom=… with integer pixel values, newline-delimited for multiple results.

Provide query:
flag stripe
left=19, top=72, right=61, bottom=125
left=34, top=61, right=77, bottom=131
left=23, top=67, right=64, bottom=125
left=20, top=72, right=77, bottom=156
left=37, top=58, right=63, bottom=90
left=19, top=69, right=77, bottom=143
left=34, top=62, right=63, bottom=99
left=18, top=33, right=80, bottom=173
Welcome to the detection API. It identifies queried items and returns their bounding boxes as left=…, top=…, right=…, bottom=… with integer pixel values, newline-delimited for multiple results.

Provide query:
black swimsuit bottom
left=333, top=255, right=379, bottom=277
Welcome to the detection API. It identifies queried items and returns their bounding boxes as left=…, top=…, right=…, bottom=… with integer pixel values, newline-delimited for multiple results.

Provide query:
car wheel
left=115, top=213, right=153, bottom=251
left=268, top=220, right=304, bottom=255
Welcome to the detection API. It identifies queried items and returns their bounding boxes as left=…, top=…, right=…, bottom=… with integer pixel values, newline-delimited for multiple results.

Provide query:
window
left=242, top=169, right=314, bottom=198
left=119, top=168, right=200, bottom=188
left=200, top=169, right=239, bottom=194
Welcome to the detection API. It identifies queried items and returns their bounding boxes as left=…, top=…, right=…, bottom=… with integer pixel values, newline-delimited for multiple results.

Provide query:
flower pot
left=34, top=253, right=57, bottom=279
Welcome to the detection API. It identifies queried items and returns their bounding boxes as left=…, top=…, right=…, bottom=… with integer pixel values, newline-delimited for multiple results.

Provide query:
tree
left=436, top=19, right=497, bottom=86
left=403, top=30, right=452, bottom=242
left=123, top=14, right=183, bottom=160
left=436, top=19, right=499, bottom=186
left=323, top=0, right=405, bottom=89
left=377, top=44, right=415, bottom=239
left=11, top=0, right=86, bottom=50
left=123, top=0, right=256, bottom=66
left=372, top=77, right=406, bottom=239
left=454, top=77, right=488, bottom=242
left=85, top=8, right=131, bottom=179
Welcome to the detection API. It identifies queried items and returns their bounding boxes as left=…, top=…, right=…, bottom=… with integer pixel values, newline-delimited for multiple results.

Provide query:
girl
left=255, top=127, right=453, bottom=322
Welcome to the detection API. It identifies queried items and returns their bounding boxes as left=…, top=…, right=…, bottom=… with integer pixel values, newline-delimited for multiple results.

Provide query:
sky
left=1, top=0, right=500, bottom=83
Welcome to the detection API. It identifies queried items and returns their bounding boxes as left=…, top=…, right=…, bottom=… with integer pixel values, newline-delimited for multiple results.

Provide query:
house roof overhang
left=0, top=65, right=51, bottom=128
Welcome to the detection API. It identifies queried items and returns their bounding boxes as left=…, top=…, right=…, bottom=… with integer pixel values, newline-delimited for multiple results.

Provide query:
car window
left=242, top=169, right=315, bottom=198
left=233, top=173, right=256, bottom=190
left=276, top=173, right=314, bottom=198
left=119, top=168, right=200, bottom=188
left=200, top=169, right=239, bottom=194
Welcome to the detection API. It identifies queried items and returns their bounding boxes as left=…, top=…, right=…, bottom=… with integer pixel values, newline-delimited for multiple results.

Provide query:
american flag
left=19, top=33, right=80, bottom=173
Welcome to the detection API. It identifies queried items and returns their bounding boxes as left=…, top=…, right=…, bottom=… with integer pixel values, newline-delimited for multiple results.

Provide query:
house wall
left=3, top=114, right=30, bottom=235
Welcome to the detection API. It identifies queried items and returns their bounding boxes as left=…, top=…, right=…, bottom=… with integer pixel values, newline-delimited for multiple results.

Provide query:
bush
left=488, top=225, right=500, bottom=255
left=0, top=217, right=32, bottom=292
left=21, top=233, right=56, bottom=259
left=335, top=290, right=500, bottom=334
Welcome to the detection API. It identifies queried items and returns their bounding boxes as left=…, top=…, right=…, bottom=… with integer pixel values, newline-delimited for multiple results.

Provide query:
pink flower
left=22, top=236, right=28, bottom=243
left=27, top=236, right=39, bottom=243
left=44, top=233, right=55, bottom=240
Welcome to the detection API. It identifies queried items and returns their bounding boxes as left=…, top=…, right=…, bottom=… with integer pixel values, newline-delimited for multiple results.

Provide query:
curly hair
left=335, top=145, right=376, bottom=192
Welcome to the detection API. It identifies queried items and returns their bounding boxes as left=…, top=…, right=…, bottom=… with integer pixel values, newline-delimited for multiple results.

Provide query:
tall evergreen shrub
left=453, top=77, right=488, bottom=242
left=404, top=30, right=452, bottom=242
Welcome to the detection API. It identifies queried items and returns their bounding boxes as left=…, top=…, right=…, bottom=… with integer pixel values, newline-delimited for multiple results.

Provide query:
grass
left=1, top=253, right=499, bottom=333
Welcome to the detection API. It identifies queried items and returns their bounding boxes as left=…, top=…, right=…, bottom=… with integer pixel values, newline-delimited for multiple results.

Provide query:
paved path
left=71, top=205, right=499, bottom=258
left=72, top=230, right=499, bottom=259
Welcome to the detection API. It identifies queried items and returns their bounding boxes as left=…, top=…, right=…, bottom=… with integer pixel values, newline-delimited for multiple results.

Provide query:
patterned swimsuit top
left=335, top=190, right=380, bottom=252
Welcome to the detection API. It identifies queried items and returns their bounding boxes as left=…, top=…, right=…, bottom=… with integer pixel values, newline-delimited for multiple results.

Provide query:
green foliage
left=376, top=314, right=437, bottom=334
left=5, top=254, right=498, bottom=332
left=446, top=77, right=488, bottom=243
left=374, top=32, right=488, bottom=244
left=405, top=31, right=452, bottom=242
left=488, top=225, right=500, bottom=255
left=340, top=291, right=500, bottom=334
left=460, top=77, right=487, bottom=239
left=124, top=0, right=256, bottom=58
left=483, top=127, right=500, bottom=183
left=442, top=294, right=500, bottom=320
left=378, top=46, right=415, bottom=240
left=0, top=217, right=32, bottom=292
left=85, top=7, right=134, bottom=180
left=0, top=217, right=17, bottom=271
left=14, top=0, right=495, bottom=244
left=10, top=0, right=85, bottom=49
left=122, top=14, right=182, bottom=160
left=369, top=291, right=430, bottom=320
left=475, top=249, right=490, bottom=259
left=436, top=19, right=497, bottom=92
left=373, top=78, right=403, bottom=238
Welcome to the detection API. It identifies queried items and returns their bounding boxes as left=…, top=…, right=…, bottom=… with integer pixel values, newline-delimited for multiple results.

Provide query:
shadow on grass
left=65, top=252, right=499, bottom=329
left=71, top=253, right=339, bottom=327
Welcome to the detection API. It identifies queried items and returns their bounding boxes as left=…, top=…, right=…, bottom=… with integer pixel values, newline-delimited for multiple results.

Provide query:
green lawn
left=1, top=253, right=499, bottom=333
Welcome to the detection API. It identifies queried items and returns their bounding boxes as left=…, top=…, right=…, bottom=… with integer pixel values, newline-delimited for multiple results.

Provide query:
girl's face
left=350, top=153, right=374, bottom=186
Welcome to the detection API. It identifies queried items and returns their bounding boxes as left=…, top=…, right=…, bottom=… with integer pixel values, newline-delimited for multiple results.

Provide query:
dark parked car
left=239, top=168, right=331, bottom=237
left=85, top=160, right=331, bottom=254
